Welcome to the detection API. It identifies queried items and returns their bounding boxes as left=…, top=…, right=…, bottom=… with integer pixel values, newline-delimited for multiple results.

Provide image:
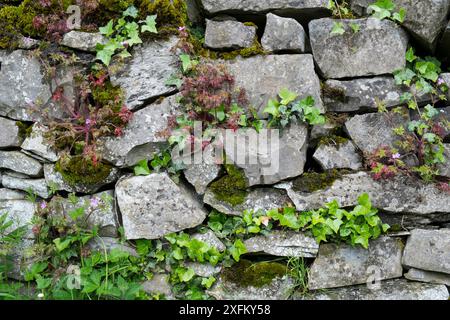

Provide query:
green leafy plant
left=287, top=257, right=309, bottom=295
left=96, top=6, right=158, bottom=66
left=389, top=48, right=449, bottom=182
left=368, top=0, right=406, bottom=23
left=264, top=89, right=326, bottom=128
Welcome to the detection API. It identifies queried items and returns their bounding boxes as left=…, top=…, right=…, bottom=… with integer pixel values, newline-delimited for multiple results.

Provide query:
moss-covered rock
left=209, top=164, right=249, bottom=206
left=222, top=260, right=287, bottom=288
left=292, top=170, right=349, bottom=193
left=55, top=155, right=113, bottom=187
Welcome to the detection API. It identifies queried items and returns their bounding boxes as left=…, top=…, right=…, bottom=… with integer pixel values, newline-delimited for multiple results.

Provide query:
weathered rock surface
left=43, top=163, right=120, bottom=194
left=309, top=18, right=408, bottom=79
left=0, top=117, right=21, bottom=148
left=142, top=274, right=174, bottom=299
left=351, top=0, right=450, bottom=51
left=116, top=173, right=207, bottom=240
left=226, top=55, right=324, bottom=116
left=109, top=37, right=178, bottom=110
left=0, top=151, right=43, bottom=177
left=0, top=200, right=35, bottom=237
left=204, top=187, right=292, bottom=216
left=261, top=13, right=307, bottom=53
left=99, top=95, right=181, bottom=167
left=205, top=19, right=256, bottom=50
left=48, top=191, right=118, bottom=238
left=21, top=124, right=59, bottom=162
left=186, top=262, right=222, bottom=278
left=295, top=279, right=449, bottom=300
left=221, top=123, right=309, bottom=186
left=183, top=145, right=221, bottom=195
left=199, top=0, right=330, bottom=19
left=438, top=22, right=450, bottom=60
left=192, top=230, right=226, bottom=252
left=313, top=140, right=363, bottom=170
left=345, top=111, right=409, bottom=154
left=244, top=231, right=319, bottom=257
left=1, top=174, right=50, bottom=199
left=0, top=50, right=51, bottom=121
left=402, top=229, right=450, bottom=275
left=280, top=171, right=450, bottom=214
left=61, top=31, right=107, bottom=52
left=308, top=237, right=403, bottom=290
left=405, top=268, right=450, bottom=286
left=208, top=275, right=294, bottom=300
left=323, top=76, right=431, bottom=113
left=0, top=188, right=27, bottom=201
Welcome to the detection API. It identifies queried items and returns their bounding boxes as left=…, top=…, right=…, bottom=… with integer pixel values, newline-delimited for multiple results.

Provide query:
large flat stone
left=116, top=173, right=207, bottom=240
left=351, top=0, right=450, bottom=51
left=1, top=174, right=50, bottom=199
left=220, top=123, right=309, bottom=186
left=295, top=279, right=449, bottom=300
left=308, top=237, right=404, bottom=290
left=226, top=55, right=324, bottom=116
left=261, top=13, right=307, bottom=53
left=204, top=187, right=292, bottom=216
left=402, top=229, right=450, bottom=275
left=109, top=38, right=179, bottom=110
left=199, top=0, right=330, bottom=19
left=0, top=151, right=43, bottom=177
left=99, top=95, right=181, bottom=167
left=323, top=76, right=431, bottom=113
left=244, top=230, right=319, bottom=257
left=279, top=171, right=450, bottom=214
left=345, top=110, right=409, bottom=154
left=205, top=19, right=256, bottom=50
left=313, top=140, right=363, bottom=171
left=404, top=268, right=450, bottom=286
left=21, top=124, right=59, bottom=162
left=61, top=31, right=106, bottom=52
left=309, top=18, right=408, bottom=79
left=0, top=50, right=51, bottom=121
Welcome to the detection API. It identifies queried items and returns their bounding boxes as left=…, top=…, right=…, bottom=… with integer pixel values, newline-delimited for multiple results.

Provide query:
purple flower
left=178, top=26, right=186, bottom=32
left=40, top=201, right=47, bottom=209
left=90, top=197, right=100, bottom=209
left=392, top=153, right=401, bottom=160
left=437, top=78, right=445, bottom=86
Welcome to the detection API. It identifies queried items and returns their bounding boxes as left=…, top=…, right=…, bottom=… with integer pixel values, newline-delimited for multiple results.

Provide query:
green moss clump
left=219, top=37, right=266, bottom=61
left=55, top=156, right=113, bottom=187
left=318, top=135, right=349, bottom=147
left=15, top=121, right=33, bottom=140
left=0, top=2, right=40, bottom=49
left=210, top=164, right=249, bottom=206
left=222, top=260, right=287, bottom=288
left=91, top=81, right=124, bottom=111
left=292, top=170, right=349, bottom=193
left=139, top=0, right=188, bottom=35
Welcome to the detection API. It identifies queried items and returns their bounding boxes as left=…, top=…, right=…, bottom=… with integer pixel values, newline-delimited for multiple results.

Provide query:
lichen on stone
left=209, top=164, right=249, bottom=206
left=222, top=259, right=287, bottom=288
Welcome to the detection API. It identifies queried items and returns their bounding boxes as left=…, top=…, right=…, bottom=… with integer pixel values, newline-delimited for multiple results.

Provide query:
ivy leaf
left=350, top=23, right=360, bottom=33
left=96, top=48, right=114, bottom=66
left=405, top=47, right=417, bottom=63
left=141, top=15, right=158, bottom=33
left=180, top=54, right=197, bottom=73
left=99, top=20, right=114, bottom=36
left=278, top=88, right=298, bottom=105
left=201, top=276, right=216, bottom=289
left=392, top=7, right=406, bottom=23
left=368, top=0, right=395, bottom=20
left=134, top=160, right=151, bottom=176
left=263, top=99, right=280, bottom=117
left=123, top=6, right=139, bottom=18
left=331, top=22, right=345, bottom=36
left=229, top=239, right=247, bottom=262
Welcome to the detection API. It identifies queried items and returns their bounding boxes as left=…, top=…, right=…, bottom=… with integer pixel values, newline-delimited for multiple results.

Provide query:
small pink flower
left=40, top=202, right=47, bottom=209
left=178, top=26, right=186, bottom=32
left=90, top=197, right=100, bottom=209
left=392, top=153, right=401, bottom=160
left=437, top=78, right=445, bottom=86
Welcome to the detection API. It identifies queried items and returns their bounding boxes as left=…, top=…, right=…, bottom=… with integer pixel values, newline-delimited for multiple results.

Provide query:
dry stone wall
left=0, top=0, right=450, bottom=300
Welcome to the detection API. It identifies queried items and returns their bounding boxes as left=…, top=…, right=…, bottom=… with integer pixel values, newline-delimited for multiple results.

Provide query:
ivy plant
left=96, top=6, right=158, bottom=66
left=368, top=0, right=406, bottom=23
left=263, top=89, right=326, bottom=128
